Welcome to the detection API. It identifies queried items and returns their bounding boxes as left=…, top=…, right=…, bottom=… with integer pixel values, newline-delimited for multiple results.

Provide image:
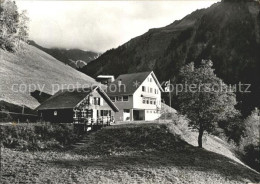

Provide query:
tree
left=218, top=113, right=245, bottom=145
left=0, top=0, right=19, bottom=51
left=15, top=10, right=29, bottom=49
left=241, top=108, right=259, bottom=147
left=177, top=60, right=239, bottom=148
left=239, top=108, right=260, bottom=171
left=0, top=0, right=29, bottom=52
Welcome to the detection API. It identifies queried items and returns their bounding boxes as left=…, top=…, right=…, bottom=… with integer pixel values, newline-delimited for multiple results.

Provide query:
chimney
left=118, top=79, right=122, bottom=86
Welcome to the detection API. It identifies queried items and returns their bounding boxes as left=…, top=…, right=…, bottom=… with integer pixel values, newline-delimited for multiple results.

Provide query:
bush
left=237, top=108, right=260, bottom=171
left=0, top=123, right=80, bottom=151
left=242, top=143, right=260, bottom=171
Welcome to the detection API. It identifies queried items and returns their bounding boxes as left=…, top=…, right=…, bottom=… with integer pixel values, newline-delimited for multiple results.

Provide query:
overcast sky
left=16, top=1, right=219, bottom=53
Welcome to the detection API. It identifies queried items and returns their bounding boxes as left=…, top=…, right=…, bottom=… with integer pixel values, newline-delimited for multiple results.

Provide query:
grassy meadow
left=1, top=121, right=260, bottom=184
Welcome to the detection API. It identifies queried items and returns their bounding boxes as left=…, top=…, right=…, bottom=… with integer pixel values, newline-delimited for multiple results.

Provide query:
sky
left=16, top=0, right=219, bottom=53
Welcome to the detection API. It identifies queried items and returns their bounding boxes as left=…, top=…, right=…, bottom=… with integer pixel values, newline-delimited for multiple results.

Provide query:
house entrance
left=133, top=110, right=145, bottom=121
left=123, top=109, right=130, bottom=121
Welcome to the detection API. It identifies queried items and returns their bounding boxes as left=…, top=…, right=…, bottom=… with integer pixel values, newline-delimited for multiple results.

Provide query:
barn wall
left=39, top=109, right=74, bottom=123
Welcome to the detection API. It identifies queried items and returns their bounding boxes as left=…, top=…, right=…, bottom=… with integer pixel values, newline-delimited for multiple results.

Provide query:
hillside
left=29, top=41, right=101, bottom=69
left=81, top=0, right=260, bottom=116
left=0, top=100, right=35, bottom=114
left=0, top=44, right=96, bottom=109
left=2, top=122, right=260, bottom=183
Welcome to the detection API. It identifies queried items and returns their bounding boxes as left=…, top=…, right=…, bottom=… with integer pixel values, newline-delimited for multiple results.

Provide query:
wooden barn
left=36, top=86, right=119, bottom=128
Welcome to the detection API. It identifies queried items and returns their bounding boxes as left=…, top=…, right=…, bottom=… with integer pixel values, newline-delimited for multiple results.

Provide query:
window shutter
left=100, top=98, right=103, bottom=106
left=89, top=96, right=93, bottom=105
left=73, top=110, right=77, bottom=118
left=88, top=109, right=93, bottom=117
left=86, top=109, right=88, bottom=118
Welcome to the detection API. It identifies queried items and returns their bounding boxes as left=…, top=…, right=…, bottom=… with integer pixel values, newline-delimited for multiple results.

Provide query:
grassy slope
left=2, top=122, right=260, bottom=184
left=0, top=45, right=96, bottom=109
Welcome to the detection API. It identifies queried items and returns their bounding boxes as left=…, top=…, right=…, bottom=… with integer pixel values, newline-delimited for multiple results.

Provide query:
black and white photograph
left=0, top=0, right=259, bottom=183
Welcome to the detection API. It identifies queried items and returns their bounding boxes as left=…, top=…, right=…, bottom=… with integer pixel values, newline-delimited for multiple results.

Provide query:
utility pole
left=168, top=80, right=171, bottom=108
left=22, top=105, right=25, bottom=114
left=0, top=124, right=2, bottom=183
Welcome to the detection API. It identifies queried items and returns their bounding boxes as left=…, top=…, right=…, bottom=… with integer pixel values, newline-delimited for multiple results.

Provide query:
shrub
left=242, top=143, right=260, bottom=171
left=236, top=108, right=260, bottom=171
left=0, top=123, right=80, bottom=151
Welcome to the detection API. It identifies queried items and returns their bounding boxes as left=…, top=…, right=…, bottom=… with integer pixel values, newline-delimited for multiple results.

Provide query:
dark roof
left=106, top=71, right=152, bottom=96
left=36, top=86, right=119, bottom=112
left=96, top=87, right=119, bottom=112
left=36, top=88, right=93, bottom=110
left=30, top=90, right=52, bottom=103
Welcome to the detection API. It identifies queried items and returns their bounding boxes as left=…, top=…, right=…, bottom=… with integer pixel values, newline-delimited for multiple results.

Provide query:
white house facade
left=106, top=71, right=163, bottom=121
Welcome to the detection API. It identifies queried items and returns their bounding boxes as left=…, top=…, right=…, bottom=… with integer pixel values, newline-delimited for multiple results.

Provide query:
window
left=154, top=100, right=156, bottom=105
left=150, top=100, right=153, bottom=104
left=146, top=99, right=149, bottom=104
left=150, top=78, right=152, bottom=82
left=54, top=111, right=57, bottom=116
left=82, top=110, right=86, bottom=117
left=101, top=110, right=108, bottom=116
left=143, top=98, right=146, bottom=104
left=117, top=96, right=123, bottom=101
left=123, top=96, right=128, bottom=101
left=142, top=86, right=146, bottom=92
left=110, top=97, right=116, bottom=102
left=94, top=97, right=100, bottom=105
left=150, top=88, right=153, bottom=93
left=88, top=109, right=93, bottom=117
left=124, top=109, right=130, bottom=113
left=101, top=110, right=111, bottom=116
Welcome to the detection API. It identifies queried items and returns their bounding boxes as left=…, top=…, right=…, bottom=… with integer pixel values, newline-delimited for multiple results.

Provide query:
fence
left=0, top=111, right=38, bottom=123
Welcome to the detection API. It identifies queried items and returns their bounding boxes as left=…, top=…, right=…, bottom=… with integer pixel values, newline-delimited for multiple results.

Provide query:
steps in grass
left=71, top=129, right=101, bottom=149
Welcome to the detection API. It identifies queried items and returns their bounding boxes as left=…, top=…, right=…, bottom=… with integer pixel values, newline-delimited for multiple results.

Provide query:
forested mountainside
left=29, top=40, right=100, bottom=69
left=82, top=0, right=260, bottom=116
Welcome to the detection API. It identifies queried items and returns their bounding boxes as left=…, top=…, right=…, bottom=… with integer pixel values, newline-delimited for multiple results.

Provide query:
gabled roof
left=95, top=87, right=119, bottom=112
left=36, top=88, right=93, bottom=110
left=36, top=86, right=119, bottom=112
left=106, top=71, right=163, bottom=96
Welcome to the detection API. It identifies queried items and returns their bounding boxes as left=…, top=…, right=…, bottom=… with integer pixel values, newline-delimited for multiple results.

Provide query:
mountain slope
left=0, top=44, right=96, bottom=109
left=82, top=1, right=260, bottom=116
left=28, top=41, right=100, bottom=69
